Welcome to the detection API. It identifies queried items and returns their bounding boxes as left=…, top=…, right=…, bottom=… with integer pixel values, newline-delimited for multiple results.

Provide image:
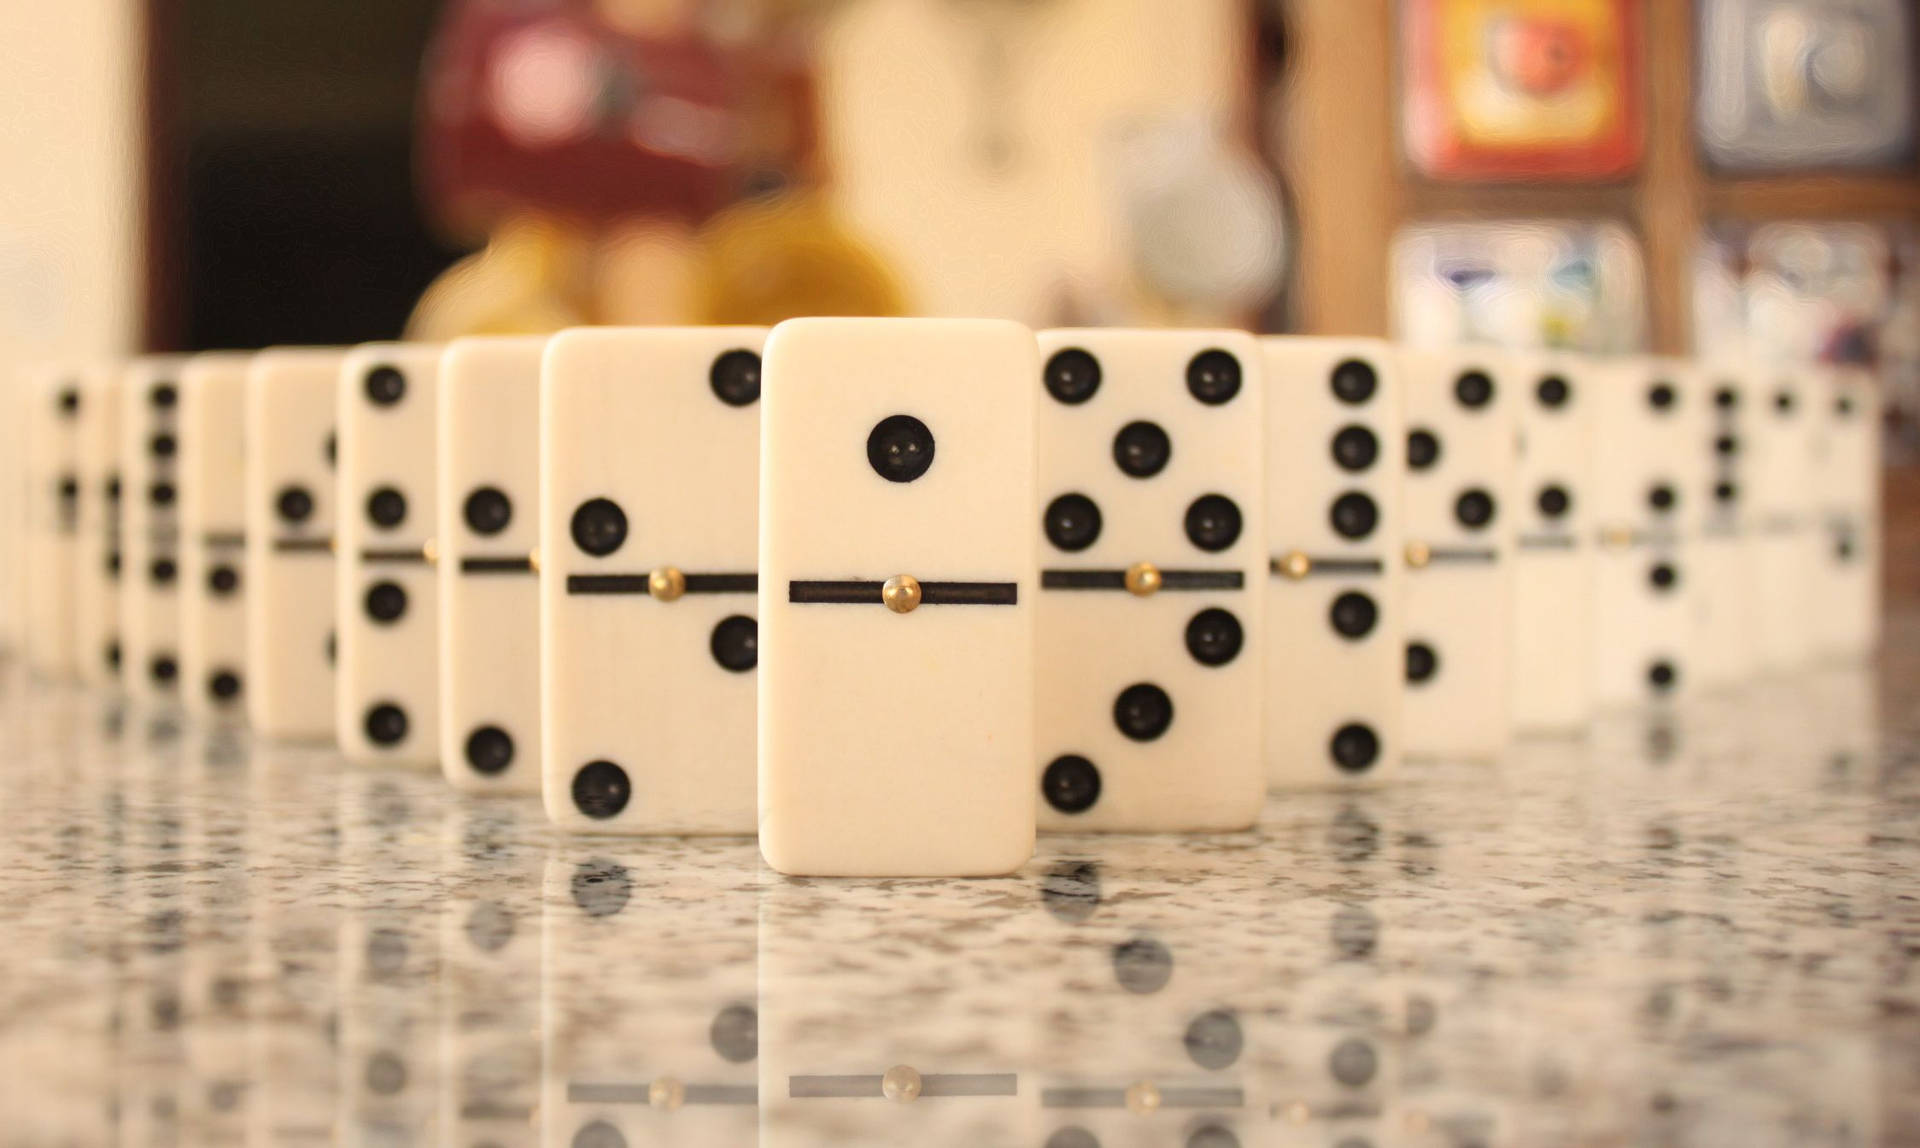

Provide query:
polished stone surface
left=0, top=618, right=1916, bottom=1148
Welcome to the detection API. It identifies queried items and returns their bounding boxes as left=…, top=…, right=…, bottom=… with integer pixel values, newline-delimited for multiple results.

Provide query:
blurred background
left=0, top=1, right=1914, bottom=582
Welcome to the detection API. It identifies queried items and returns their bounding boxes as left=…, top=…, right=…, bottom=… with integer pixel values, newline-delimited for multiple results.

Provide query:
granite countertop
left=1, top=616, right=1916, bottom=1148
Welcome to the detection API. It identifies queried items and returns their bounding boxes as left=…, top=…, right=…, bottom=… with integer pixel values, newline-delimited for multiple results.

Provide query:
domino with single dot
left=121, top=356, right=191, bottom=703
left=1747, top=368, right=1822, bottom=673
left=178, top=353, right=253, bottom=721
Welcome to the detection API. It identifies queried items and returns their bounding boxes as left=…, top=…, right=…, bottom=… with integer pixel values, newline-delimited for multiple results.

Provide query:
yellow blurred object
left=691, top=192, right=907, bottom=325
left=592, top=220, right=702, bottom=325
left=406, top=216, right=593, bottom=340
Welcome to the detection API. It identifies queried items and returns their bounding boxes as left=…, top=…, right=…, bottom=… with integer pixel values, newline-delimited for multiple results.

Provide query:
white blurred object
left=1391, top=221, right=1646, bottom=353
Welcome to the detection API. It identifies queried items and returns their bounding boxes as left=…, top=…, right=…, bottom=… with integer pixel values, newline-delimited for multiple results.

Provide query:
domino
left=178, top=353, right=252, bottom=721
left=335, top=344, right=441, bottom=766
left=438, top=336, right=547, bottom=794
left=1692, top=366, right=1758, bottom=690
left=1032, top=329, right=1265, bottom=831
left=18, top=364, right=87, bottom=680
left=245, top=349, right=343, bottom=740
left=757, top=317, right=1037, bottom=877
left=121, top=356, right=191, bottom=703
left=1261, top=337, right=1405, bottom=788
left=1746, top=368, right=1821, bottom=673
left=1508, top=352, right=1595, bottom=732
left=540, top=327, right=766, bottom=831
left=73, top=366, right=124, bottom=687
left=1811, top=367, right=1881, bottom=662
left=1398, top=349, right=1517, bottom=759
left=1589, top=358, right=1707, bottom=709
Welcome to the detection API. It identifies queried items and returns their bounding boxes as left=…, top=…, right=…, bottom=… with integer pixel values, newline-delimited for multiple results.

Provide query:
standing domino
left=1748, top=369, right=1821, bottom=672
left=74, top=367, right=125, bottom=687
left=541, top=327, right=766, bottom=832
left=1032, top=329, right=1265, bottom=831
left=1589, top=359, right=1707, bottom=709
left=1693, top=367, right=1757, bottom=689
left=121, top=357, right=191, bottom=703
left=336, top=344, right=441, bottom=766
left=1812, top=367, right=1881, bottom=662
left=19, top=365, right=87, bottom=679
left=1261, top=338, right=1405, bottom=788
left=245, top=349, right=343, bottom=739
left=758, top=318, right=1037, bottom=877
left=438, top=336, right=547, bottom=793
left=178, top=353, right=252, bottom=720
left=1508, top=353, right=1594, bottom=732
left=1398, top=350, right=1517, bottom=760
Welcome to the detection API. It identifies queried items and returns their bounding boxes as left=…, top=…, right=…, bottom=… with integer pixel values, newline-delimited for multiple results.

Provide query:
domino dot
left=710, top=1004, right=758, bottom=1063
left=366, top=486, right=407, bottom=529
left=708, top=348, right=763, bottom=406
left=710, top=615, right=758, bottom=672
left=150, top=655, right=178, bottom=684
left=1407, top=428, right=1440, bottom=469
left=1331, top=722, right=1380, bottom=773
left=150, top=432, right=176, bottom=459
left=1536, top=374, right=1571, bottom=407
left=1330, top=358, right=1377, bottom=404
left=1043, top=348, right=1102, bottom=404
left=1045, top=1129, right=1099, bottom=1148
left=462, top=486, right=512, bottom=535
left=57, top=475, right=78, bottom=502
left=1187, top=1126, right=1241, bottom=1148
left=1648, top=661, right=1677, bottom=692
left=1454, top=488, right=1496, bottom=529
left=1452, top=370, right=1494, bottom=409
left=363, top=365, right=406, bottom=406
left=572, top=1120, right=626, bottom=1148
left=1184, top=607, right=1244, bottom=666
left=365, top=1052, right=406, bottom=1095
left=1113, top=683, right=1174, bottom=741
left=324, top=430, right=336, bottom=467
left=1184, top=1009, right=1244, bottom=1070
left=1537, top=484, right=1571, bottom=518
left=105, top=474, right=121, bottom=503
left=208, top=671, right=241, bottom=703
left=1329, top=1038, right=1378, bottom=1087
left=150, top=558, right=177, bottom=586
left=1112, top=936, right=1173, bottom=993
left=464, top=726, right=515, bottom=775
left=1836, top=534, right=1855, bottom=562
left=1112, top=420, right=1172, bottom=478
left=150, top=382, right=177, bottom=409
left=364, top=703, right=409, bottom=746
left=1041, top=754, right=1102, bottom=814
left=1836, top=395, right=1854, bottom=417
left=276, top=485, right=314, bottom=523
left=1646, top=382, right=1676, bottom=411
left=106, top=551, right=121, bottom=579
left=57, top=387, right=80, bottom=415
left=105, top=641, right=121, bottom=671
left=1329, top=591, right=1378, bottom=639
left=150, top=481, right=176, bottom=507
left=1043, top=493, right=1103, bottom=552
left=1714, top=435, right=1737, bottom=456
left=209, top=565, right=239, bottom=596
left=1185, top=349, right=1242, bottom=405
left=1647, top=484, right=1676, bottom=514
left=1331, top=424, right=1379, bottom=472
left=1715, top=481, right=1738, bottom=504
left=1774, top=389, right=1795, bottom=414
left=570, top=859, right=631, bottom=917
left=1648, top=563, right=1678, bottom=591
left=1714, top=385, right=1738, bottom=409
left=1329, top=491, right=1379, bottom=540
left=1183, top=494, right=1243, bottom=551
left=866, top=414, right=937, bottom=483
left=325, top=630, right=335, bottom=665
left=572, top=760, right=632, bottom=819
left=1405, top=641, right=1439, bottom=684
left=570, top=498, right=628, bottom=556
left=364, top=581, right=408, bottom=623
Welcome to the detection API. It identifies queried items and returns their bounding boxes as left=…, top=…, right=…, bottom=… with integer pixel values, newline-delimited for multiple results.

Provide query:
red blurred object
left=1492, top=16, right=1589, bottom=96
left=417, top=0, right=812, bottom=236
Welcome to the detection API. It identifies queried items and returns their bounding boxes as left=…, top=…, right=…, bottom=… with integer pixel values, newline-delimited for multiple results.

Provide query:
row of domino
left=12, top=321, right=1881, bottom=876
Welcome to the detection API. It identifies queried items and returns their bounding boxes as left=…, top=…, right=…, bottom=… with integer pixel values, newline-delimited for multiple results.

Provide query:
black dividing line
left=461, top=556, right=533, bottom=574
left=204, top=531, right=246, bottom=548
left=362, top=547, right=428, bottom=564
left=1041, top=569, right=1245, bottom=590
left=1516, top=534, right=1576, bottom=551
left=273, top=537, right=332, bottom=554
left=1427, top=547, right=1500, bottom=564
left=566, top=571, right=759, bottom=595
left=686, top=573, right=758, bottom=593
left=1267, top=556, right=1385, bottom=577
left=788, top=580, right=1018, bottom=605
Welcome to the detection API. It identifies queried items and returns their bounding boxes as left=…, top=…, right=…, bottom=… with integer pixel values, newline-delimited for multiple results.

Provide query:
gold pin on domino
left=649, top=565, right=687, bottom=601
left=1279, top=550, right=1311, bottom=580
left=1124, top=561, right=1162, bottom=597
left=1404, top=541, right=1431, bottom=569
left=528, top=547, right=542, bottom=574
left=1124, top=1080, right=1162, bottom=1115
left=423, top=538, right=439, bottom=566
left=882, top=574, right=923, bottom=614
left=881, top=1064, right=922, bottom=1102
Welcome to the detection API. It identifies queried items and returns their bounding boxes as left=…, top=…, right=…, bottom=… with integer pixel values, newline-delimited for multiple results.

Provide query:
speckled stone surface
left=0, top=616, right=1916, bottom=1147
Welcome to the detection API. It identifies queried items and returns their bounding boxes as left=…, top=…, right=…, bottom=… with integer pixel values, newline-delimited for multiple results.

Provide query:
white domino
left=18, top=364, right=87, bottom=679
left=335, top=344, right=441, bottom=766
left=1261, top=337, right=1405, bottom=788
left=245, top=349, right=343, bottom=739
left=1589, top=358, right=1707, bottom=709
left=121, top=356, right=191, bottom=703
left=1812, top=366, right=1881, bottom=662
left=1508, top=352, right=1595, bottom=732
left=758, top=317, right=1037, bottom=877
left=1398, top=349, right=1517, bottom=760
left=540, top=327, right=766, bottom=832
left=1031, top=329, right=1265, bottom=831
left=1692, top=366, right=1758, bottom=690
left=178, top=353, right=252, bottom=721
left=73, top=365, right=124, bottom=687
left=437, top=336, right=547, bottom=794
left=1747, top=368, right=1822, bottom=673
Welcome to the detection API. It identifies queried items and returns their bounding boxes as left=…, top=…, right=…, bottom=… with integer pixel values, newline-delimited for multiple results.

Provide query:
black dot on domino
left=1043, top=348, right=1101, bottom=404
left=277, top=485, right=314, bottom=524
left=1407, top=428, right=1441, bottom=469
left=325, top=630, right=336, bottom=666
left=1113, top=683, right=1173, bottom=741
left=1330, top=722, right=1380, bottom=773
left=1454, top=488, right=1495, bottom=529
left=208, top=671, right=241, bottom=703
left=1537, top=484, right=1571, bottom=518
left=1646, top=382, right=1676, bottom=411
left=209, top=565, right=239, bottom=596
left=150, top=655, right=178, bottom=684
left=57, top=387, right=80, bottom=416
left=1185, top=349, right=1241, bottom=405
left=1329, top=591, right=1378, bottom=640
left=1042, top=754, right=1101, bottom=814
left=1330, top=358, right=1377, bottom=405
left=1406, top=641, right=1438, bottom=684
left=1649, top=563, right=1678, bottom=592
left=365, top=703, right=409, bottom=746
left=1184, top=1009, right=1244, bottom=1070
left=1113, top=420, right=1172, bottom=478
left=1453, top=370, right=1494, bottom=409
left=150, top=481, right=176, bottom=507
left=866, top=414, right=936, bottom=483
left=1647, top=484, right=1676, bottom=514
left=465, top=726, right=515, bottom=775
left=1331, top=425, right=1378, bottom=472
left=709, top=616, right=757, bottom=673
left=150, top=382, right=177, bottom=409
left=364, top=366, right=406, bottom=406
left=150, top=558, right=177, bottom=586
left=1184, top=494, right=1242, bottom=551
left=709, top=349, right=762, bottom=406
left=364, top=581, right=408, bottom=624
left=150, top=432, right=176, bottom=459
left=366, top=486, right=407, bottom=529
left=1648, top=660, right=1677, bottom=692
left=1043, top=492, right=1102, bottom=552
left=1329, top=491, right=1378, bottom=540
left=570, top=498, right=628, bottom=556
left=1184, top=608, right=1243, bottom=666
left=710, top=1003, right=758, bottom=1064
left=572, top=760, right=632, bottom=819
left=463, top=487, right=512, bottom=535
left=1536, top=374, right=1571, bottom=408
